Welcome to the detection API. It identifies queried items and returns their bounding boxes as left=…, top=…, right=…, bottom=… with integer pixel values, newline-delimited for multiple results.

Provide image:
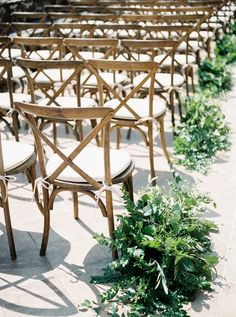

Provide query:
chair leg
left=105, top=191, right=118, bottom=260
left=90, top=119, right=100, bottom=146
left=116, top=127, right=121, bottom=150
left=2, top=195, right=17, bottom=260
left=123, top=175, right=134, bottom=202
left=148, top=122, right=156, bottom=185
left=159, top=117, right=171, bottom=164
left=126, top=128, right=132, bottom=140
left=40, top=208, right=50, bottom=256
left=169, top=90, right=175, bottom=128
left=52, top=123, right=57, bottom=146
left=73, top=192, right=79, bottom=219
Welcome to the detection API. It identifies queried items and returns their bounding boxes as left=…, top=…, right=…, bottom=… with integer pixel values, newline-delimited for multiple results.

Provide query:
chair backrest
left=63, top=38, right=118, bottom=60
left=15, top=102, right=114, bottom=189
left=94, top=24, right=142, bottom=40
left=11, top=12, right=47, bottom=23
left=11, top=23, right=52, bottom=37
left=87, top=59, right=158, bottom=120
left=15, top=58, right=85, bottom=107
left=52, top=23, right=95, bottom=38
left=13, top=37, right=63, bottom=60
left=120, top=39, right=180, bottom=76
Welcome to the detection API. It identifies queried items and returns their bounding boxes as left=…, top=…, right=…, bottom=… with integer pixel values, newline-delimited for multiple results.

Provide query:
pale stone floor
left=0, top=69, right=236, bottom=317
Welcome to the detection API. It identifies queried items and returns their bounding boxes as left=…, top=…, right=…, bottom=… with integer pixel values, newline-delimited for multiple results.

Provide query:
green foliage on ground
left=174, top=94, right=231, bottom=173
left=80, top=178, right=219, bottom=316
left=197, top=58, right=232, bottom=97
left=215, top=34, right=236, bottom=64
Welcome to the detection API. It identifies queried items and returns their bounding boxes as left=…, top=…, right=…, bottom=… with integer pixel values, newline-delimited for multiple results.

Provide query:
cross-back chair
left=13, top=37, right=63, bottom=61
left=87, top=59, right=170, bottom=183
left=0, top=130, right=36, bottom=260
left=11, top=12, right=47, bottom=23
left=52, top=23, right=96, bottom=38
left=11, top=22, right=52, bottom=38
left=16, top=58, right=98, bottom=144
left=15, top=101, right=134, bottom=259
left=120, top=39, right=184, bottom=127
left=63, top=38, right=124, bottom=100
left=0, top=58, right=31, bottom=140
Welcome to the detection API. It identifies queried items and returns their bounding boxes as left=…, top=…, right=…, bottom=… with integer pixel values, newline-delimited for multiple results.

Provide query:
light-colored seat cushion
left=1, top=48, right=21, bottom=59
left=81, top=72, right=126, bottom=86
left=32, top=69, right=75, bottom=84
left=189, top=31, right=214, bottom=40
left=27, top=50, right=60, bottom=60
left=64, top=51, right=105, bottom=60
left=133, top=73, right=184, bottom=89
left=0, top=93, right=31, bottom=109
left=1, top=140, right=35, bottom=172
left=104, top=97, right=166, bottom=120
left=39, top=96, right=97, bottom=108
left=46, top=146, right=132, bottom=183
left=178, top=40, right=200, bottom=51
left=154, top=54, right=196, bottom=66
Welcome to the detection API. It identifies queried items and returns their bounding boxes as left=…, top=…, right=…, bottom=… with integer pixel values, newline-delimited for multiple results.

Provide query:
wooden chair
left=87, top=59, right=170, bottom=183
left=16, top=58, right=98, bottom=144
left=15, top=101, right=134, bottom=259
left=0, top=59, right=31, bottom=141
left=52, top=23, right=95, bottom=38
left=13, top=37, right=63, bottom=61
left=11, top=22, right=52, bottom=38
left=11, top=12, right=47, bottom=23
left=120, top=39, right=183, bottom=127
left=63, top=38, right=124, bottom=100
left=0, top=131, right=36, bottom=260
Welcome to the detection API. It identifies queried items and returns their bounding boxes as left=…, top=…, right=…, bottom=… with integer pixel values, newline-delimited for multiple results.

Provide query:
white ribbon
left=94, top=181, right=122, bottom=207
left=33, top=176, right=52, bottom=203
left=6, top=107, right=18, bottom=117
left=0, top=175, right=17, bottom=201
left=145, top=175, right=159, bottom=190
left=137, top=116, right=160, bottom=129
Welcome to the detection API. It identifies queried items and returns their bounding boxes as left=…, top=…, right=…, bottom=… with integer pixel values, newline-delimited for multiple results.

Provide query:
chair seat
left=81, top=72, right=126, bottom=86
left=1, top=140, right=35, bottom=172
left=27, top=50, right=60, bottom=60
left=32, top=69, right=75, bottom=84
left=133, top=73, right=184, bottom=89
left=104, top=97, right=166, bottom=120
left=64, top=51, right=105, bottom=60
left=189, top=31, right=214, bottom=40
left=46, top=146, right=132, bottom=183
left=154, top=54, right=196, bottom=66
left=39, top=96, right=97, bottom=108
left=178, top=40, right=200, bottom=51
left=1, top=48, right=22, bottom=59
left=0, top=92, right=31, bottom=109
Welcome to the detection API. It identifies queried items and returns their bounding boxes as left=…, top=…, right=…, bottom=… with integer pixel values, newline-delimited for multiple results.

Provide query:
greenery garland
left=174, top=94, right=231, bottom=173
left=79, top=177, right=219, bottom=317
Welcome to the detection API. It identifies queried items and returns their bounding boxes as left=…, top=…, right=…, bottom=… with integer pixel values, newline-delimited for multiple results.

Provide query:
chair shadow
left=0, top=222, right=110, bottom=316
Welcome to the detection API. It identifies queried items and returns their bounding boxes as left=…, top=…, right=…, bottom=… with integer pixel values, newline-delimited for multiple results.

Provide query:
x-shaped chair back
left=11, top=12, right=47, bottom=23
left=11, top=23, right=51, bottom=37
left=87, top=59, right=158, bottom=121
left=120, top=39, right=180, bottom=89
left=14, top=102, right=114, bottom=190
left=16, top=59, right=84, bottom=107
left=13, top=37, right=63, bottom=61
left=64, top=38, right=118, bottom=61
left=94, top=24, right=142, bottom=39
left=52, top=23, right=95, bottom=38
